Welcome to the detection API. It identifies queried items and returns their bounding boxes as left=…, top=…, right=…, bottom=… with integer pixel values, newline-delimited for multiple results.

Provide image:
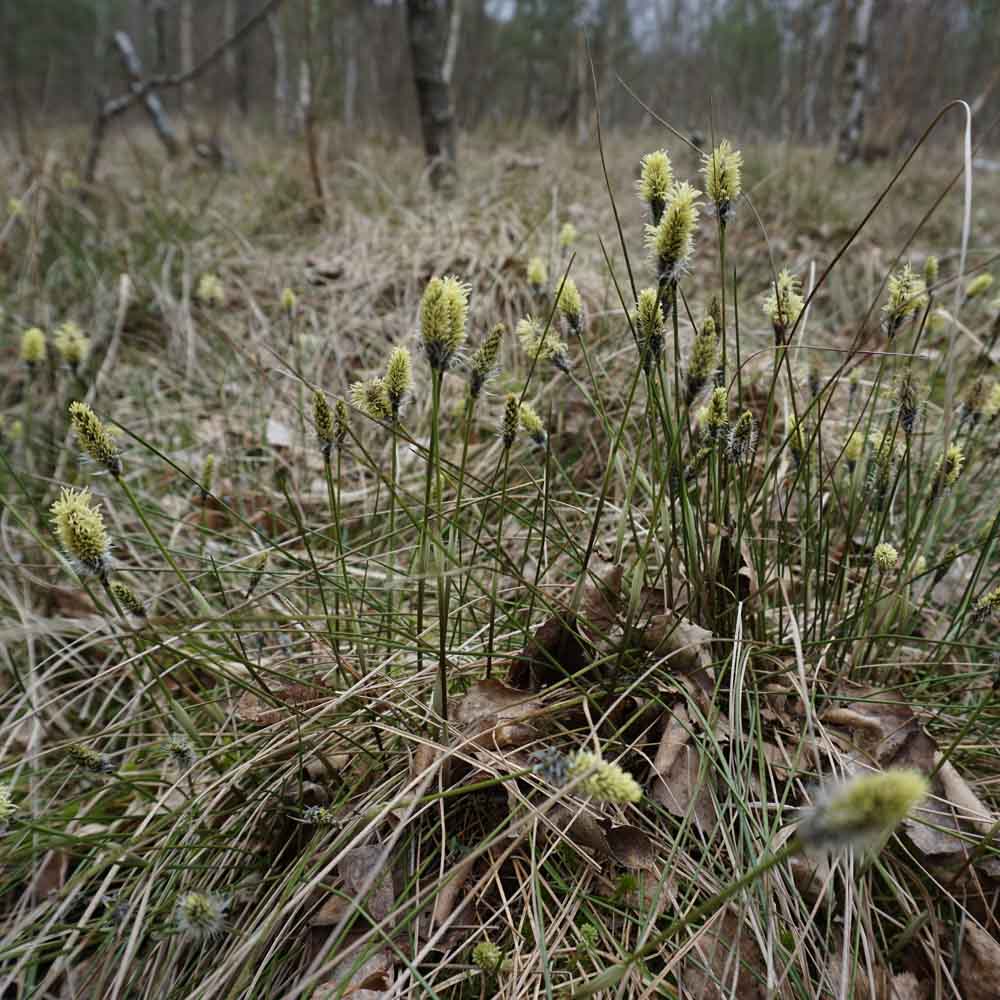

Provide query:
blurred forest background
left=4, top=0, right=999, bottom=168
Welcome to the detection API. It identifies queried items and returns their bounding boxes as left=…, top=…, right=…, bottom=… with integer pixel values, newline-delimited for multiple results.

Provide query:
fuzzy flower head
left=350, top=378, right=391, bottom=422
left=526, top=256, right=547, bottom=291
left=701, top=139, right=743, bottom=222
left=931, top=444, right=964, bottom=498
left=110, top=581, right=146, bottom=619
left=196, top=273, right=225, bottom=307
left=762, top=269, right=804, bottom=344
left=637, top=149, right=673, bottom=224
left=633, top=287, right=665, bottom=373
left=470, top=324, right=504, bottom=399
left=924, top=256, right=939, bottom=287
left=55, top=322, right=90, bottom=370
left=66, top=743, right=115, bottom=774
left=0, top=783, right=17, bottom=834
left=882, top=264, right=927, bottom=339
left=533, top=747, right=641, bottom=803
left=313, top=391, right=335, bottom=456
left=69, top=401, right=122, bottom=477
left=472, top=939, right=504, bottom=973
left=559, top=222, right=577, bottom=250
left=501, top=393, right=519, bottom=449
left=175, top=891, right=228, bottom=940
left=280, top=287, right=297, bottom=315
left=645, top=182, right=701, bottom=286
left=973, top=585, right=1000, bottom=624
left=685, top=315, right=718, bottom=405
left=420, top=275, right=469, bottom=371
left=50, top=487, right=111, bottom=579
left=965, top=273, right=994, bottom=300
left=985, top=382, right=1000, bottom=421
left=20, top=327, right=46, bottom=366
left=891, top=369, right=924, bottom=435
left=874, top=542, right=899, bottom=572
left=556, top=277, right=584, bottom=336
left=165, top=734, right=197, bottom=769
left=384, top=345, right=413, bottom=419
left=705, top=386, right=729, bottom=441
left=844, top=430, right=866, bottom=465
left=518, top=402, right=546, bottom=447
left=517, top=316, right=570, bottom=373
left=798, top=769, right=928, bottom=853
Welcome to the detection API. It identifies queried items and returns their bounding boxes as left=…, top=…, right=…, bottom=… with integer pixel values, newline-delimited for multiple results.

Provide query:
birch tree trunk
left=405, top=0, right=457, bottom=190
left=179, top=0, right=194, bottom=109
left=836, top=0, right=876, bottom=164
left=268, top=10, right=288, bottom=131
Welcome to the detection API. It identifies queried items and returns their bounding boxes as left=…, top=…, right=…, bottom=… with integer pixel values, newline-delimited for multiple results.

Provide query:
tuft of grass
left=2, top=122, right=1000, bottom=998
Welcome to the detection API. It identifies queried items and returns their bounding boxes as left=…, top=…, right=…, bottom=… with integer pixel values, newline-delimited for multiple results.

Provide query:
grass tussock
left=2, top=123, right=1000, bottom=998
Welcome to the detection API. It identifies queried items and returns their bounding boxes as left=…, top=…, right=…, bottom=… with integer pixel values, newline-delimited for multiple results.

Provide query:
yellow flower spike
left=110, top=581, right=146, bottom=619
left=568, top=751, right=642, bottom=804
left=882, top=263, right=928, bottom=340
left=280, top=287, right=297, bottom=315
left=798, top=769, right=928, bottom=852
left=313, top=391, right=335, bottom=455
left=633, top=287, right=665, bottom=373
left=501, top=393, right=519, bottom=449
left=50, top=487, right=111, bottom=579
left=68, top=401, right=122, bottom=477
left=705, top=386, right=729, bottom=440
left=685, top=315, right=718, bottom=405
left=470, top=324, right=504, bottom=399
left=874, top=542, right=899, bottom=572
left=55, top=321, right=91, bottom=371
left=558, top=222, right=577, bottom=249
left=526, top=256, right=547, bottom=291
left=965, top=273, right=994, bottom=299
left=518, top=402, right=546, bottom=447
left=0, top=783, right=16, bottom=832
left=420, top=275, right=469, bottom=371
left=517, top=316, right=569, bottom=373
left=924, top=255, right=939, bottom=287
left=726, top=410, right=757, bottom=465
left=636, top=149, right=673, bottom=224
left=762, top=269, right=804, bottom=344
left=384, top=345, right=413, bottom=419
left=931, top=443, right=964, bottom=498
left=701, top=139, right=743, bottom=222
left=196, top=273, right=225, bottom=307
left=973, top=585, right=1000, bottom=623
left=844, top=430, right=866, bottom=464
left=556, top=277, right=584, bottom=336
left=349, top=378, right=391, bottom=422
left=20, top=327, right=46, bottom=366
left=644, top=181, right=701, bottom=286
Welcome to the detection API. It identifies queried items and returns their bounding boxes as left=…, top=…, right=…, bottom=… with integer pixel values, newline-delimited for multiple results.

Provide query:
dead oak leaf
left=651, top=705, right=718, bottom=836
left=453, top=679, right=549, bottom=750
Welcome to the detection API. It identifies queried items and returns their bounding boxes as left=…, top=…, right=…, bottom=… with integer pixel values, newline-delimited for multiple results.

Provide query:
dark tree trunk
left=405, top=0, right=457, bottom=190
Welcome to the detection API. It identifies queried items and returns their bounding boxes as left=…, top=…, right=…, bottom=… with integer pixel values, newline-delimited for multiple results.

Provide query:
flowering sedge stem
left=485, top=447, right=511, bottom=677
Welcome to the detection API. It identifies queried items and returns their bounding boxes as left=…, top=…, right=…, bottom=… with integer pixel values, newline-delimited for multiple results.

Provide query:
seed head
left=517, top=316, right=569, bottom=373
left=526, top=256, right=547, bottom=291
left=556, top=277, right=584, bottom=336
left=558, top=222, right=577, bottom=250
left=334, top=399, right=349, bottom=446
left=110, top=581, right=146, bottom=619
left=798, top=769, right=928, bottom=853
left=66, top=743, right=115, bottom=774
left=891, top=369, right=923, bottom=435
left=280, top=287, right=297, bottom=315
left=633, top=287, right=665, bottom=373
left=874, top=542, right=899, bottom=572
left=726, top=410, right=757, bottom=465
left=644, top=182, right=701, bottom=286
left=472, top=939, right=504, bottom=973
left=568, top=751, right=642, bottom=803
left=196, top=273, right=225, bottom=307
left=762, top=269, right=804, bottom=344
left=502, top=393, right=519, bottom=449
left=965, top=273, right=994, bottom=300
left=175, top=891, right=228, bottom=940
left=165, top=734, right=197, bottom=769
left=844, top=431, right=866, bottom=464
left=350, top=378, right=391, bottom=422
left=518, top=402, right=546, bottom=447
left=20, top=327, right=47, bottom=366
left=637, top=149, right=673, bottom=224
left=313, top=391, right=335, bottom=454
left=685, top=316, right=718, bottom=405
left=973, top=585, right=1000, bottom=624
left=384, top=345, right=413, bottom=419
left=303, top=804, right=337, bottom=825
left=924, top=255, right=939, bottom=287
left=931, top=444, right=964, bottom=498
left=420, top=275, right=469, bottom=371
left=50, top=487, right=112, bottom=579
left=882, top=264, right=927, bottom=340
left=54, top=322, right=90, bottom=370
left=701, top=139, right=742, bottom=222
left=705, top=386, right=729, bottom=441
left=470, top=324, right=504, bottom=399
left=985, top=382, right=1000, bottom=421
left=69, top=401, right=122, bottom=477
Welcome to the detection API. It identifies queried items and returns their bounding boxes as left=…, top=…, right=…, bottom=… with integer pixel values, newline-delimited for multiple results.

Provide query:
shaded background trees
left=3, top=0, right=1000, bottom=163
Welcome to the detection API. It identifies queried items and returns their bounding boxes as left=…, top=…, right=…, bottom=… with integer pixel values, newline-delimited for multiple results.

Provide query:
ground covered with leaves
left=2, top=124, right=1000, bottom=998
